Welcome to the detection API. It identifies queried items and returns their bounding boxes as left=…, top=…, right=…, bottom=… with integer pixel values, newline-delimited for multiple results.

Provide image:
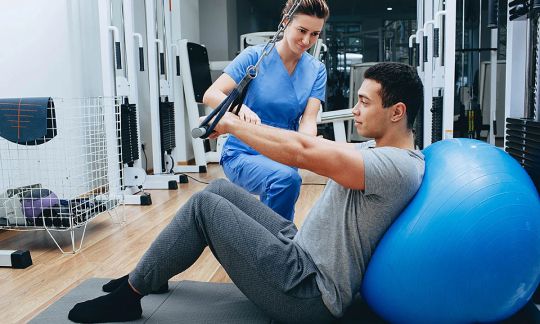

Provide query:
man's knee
left=205, top=178, right=231, bottom=194
left=180, top=191, right=214, bottom=218
left=179, top=190, right=222, bottom=224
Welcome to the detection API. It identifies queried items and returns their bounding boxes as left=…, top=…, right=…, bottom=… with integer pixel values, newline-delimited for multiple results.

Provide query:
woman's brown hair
left=281, top=0, right=330, bottom=21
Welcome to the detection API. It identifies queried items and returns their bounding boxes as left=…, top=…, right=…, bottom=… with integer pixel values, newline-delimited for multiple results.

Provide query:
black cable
left=142, top=144, right=148, bottom=171
left=170, top=155, right=175, bottom=174
left=176, top=173, right=211, bottom=184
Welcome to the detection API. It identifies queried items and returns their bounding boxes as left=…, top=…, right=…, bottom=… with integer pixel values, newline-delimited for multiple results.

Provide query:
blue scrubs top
left=221, top=43, right=327, bottom=158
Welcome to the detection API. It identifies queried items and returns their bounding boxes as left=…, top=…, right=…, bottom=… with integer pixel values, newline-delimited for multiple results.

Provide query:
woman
left=203, top=0, right=330, bottom=221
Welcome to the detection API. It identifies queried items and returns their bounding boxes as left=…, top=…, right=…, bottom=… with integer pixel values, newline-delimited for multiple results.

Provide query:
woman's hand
left=237, top=105, right=261, bottom=125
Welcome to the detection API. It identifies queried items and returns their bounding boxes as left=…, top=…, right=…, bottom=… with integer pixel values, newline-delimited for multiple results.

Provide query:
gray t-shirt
left=294, top=140, right=425, bottom=317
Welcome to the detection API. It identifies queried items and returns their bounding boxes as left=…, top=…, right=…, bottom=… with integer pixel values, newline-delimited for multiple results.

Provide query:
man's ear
left=392, top=102, right=406, bottom=122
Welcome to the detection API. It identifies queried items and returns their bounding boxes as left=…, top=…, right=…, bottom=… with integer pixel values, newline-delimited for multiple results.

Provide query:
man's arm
left=216, top=113, right=367, bottom=190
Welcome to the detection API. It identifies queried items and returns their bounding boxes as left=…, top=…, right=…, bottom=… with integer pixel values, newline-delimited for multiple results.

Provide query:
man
left=68, top=62, right=425, bottom=324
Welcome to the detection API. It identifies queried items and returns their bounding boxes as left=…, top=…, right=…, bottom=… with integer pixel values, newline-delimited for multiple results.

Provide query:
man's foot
left=103, top=274, right=169, bottom=294
left=68, top=280, right=143, bottom=323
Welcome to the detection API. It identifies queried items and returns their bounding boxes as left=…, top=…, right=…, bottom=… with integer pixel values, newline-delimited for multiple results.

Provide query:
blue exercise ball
left=360, top=138, right=540, bottom=324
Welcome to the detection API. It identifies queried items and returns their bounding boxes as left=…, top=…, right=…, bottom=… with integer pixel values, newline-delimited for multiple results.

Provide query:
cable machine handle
left=487, top=0, right=499, bottom=28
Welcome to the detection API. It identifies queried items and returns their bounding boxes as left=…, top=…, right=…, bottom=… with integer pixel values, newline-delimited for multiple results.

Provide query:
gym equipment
left=97, top=0, right=159, bottom=203
left=361, top=138, right=540, bottom=324
left=0, top=97, right=57, bottom=145
left=0, top=97, right=124, bottom=253
left=506, top=118, right=540, bottom=189
left=502, top=3, right=540, bottom=317
left=177, top=40, right=230, bottom=165
left=478, top=61, right=506, bottom=139
left=0, top=250, right=32, bottom=269
left=411, top=0, right=456, bottom=148
left=21, top=189, right=59, bottom=220
left=135, top=0, right=201, bottom=184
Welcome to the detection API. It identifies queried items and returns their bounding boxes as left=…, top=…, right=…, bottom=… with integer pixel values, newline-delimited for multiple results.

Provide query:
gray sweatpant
left=129, top=179, right=336, bottom=324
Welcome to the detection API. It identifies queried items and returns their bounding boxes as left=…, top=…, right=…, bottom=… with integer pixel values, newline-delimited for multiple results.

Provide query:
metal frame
left=415, top=0, right=456, bottom=147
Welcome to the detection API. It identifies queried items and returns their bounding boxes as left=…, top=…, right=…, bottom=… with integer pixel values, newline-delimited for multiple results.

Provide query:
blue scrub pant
left=221, top=153, right=302, bottom=221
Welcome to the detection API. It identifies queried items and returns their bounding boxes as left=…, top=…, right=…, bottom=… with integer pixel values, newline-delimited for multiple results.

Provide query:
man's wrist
left=223, top=115, right=238, bottom=134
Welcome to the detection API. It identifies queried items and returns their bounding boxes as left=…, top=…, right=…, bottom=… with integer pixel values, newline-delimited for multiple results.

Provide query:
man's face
left=352, top=79, right=394, bottom=139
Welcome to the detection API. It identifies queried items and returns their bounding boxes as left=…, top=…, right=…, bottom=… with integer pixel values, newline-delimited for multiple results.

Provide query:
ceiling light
left=387, top=7, right=393, bottom=10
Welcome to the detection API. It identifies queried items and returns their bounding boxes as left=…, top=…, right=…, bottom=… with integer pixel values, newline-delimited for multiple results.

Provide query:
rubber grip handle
left=409, top=47, right=414, bottom=66
left=191, top=126, right=209, bottom=139
left=176, top=56, right=180, bottom=76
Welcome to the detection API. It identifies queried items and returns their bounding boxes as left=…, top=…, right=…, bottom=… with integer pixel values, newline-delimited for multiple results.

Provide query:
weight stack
left=505, top=118, right=540, bottom=192
left=414, top=103, right=424, bottom=149
left=431, top=96, right=444, bottom=144
left=120, top=103, right=140, bottom=165
left=159, top=100, right=176, bottom=153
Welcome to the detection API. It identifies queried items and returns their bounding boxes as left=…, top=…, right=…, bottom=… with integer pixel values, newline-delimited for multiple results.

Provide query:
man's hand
left=237, top=105, right=261, bottom=125
left=198, top=112, right=240, bottom=139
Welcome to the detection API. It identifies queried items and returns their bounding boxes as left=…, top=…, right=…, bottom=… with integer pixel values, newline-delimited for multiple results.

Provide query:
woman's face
left=283, top=14, right=325, bottom=55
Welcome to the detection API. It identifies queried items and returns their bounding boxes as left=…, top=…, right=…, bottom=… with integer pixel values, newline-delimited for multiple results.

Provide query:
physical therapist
left=203, top=0, right=330, bottom=221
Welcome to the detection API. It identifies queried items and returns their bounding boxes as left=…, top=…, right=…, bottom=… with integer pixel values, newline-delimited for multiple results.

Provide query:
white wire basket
left=0, top=97, right=125, bottom=253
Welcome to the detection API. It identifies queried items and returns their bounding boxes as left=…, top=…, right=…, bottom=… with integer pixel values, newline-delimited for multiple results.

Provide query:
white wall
left=200, top=0, right=230, bottom=61
left=200, top=0, right=237, bottom=81
left=0, top=0, right=103, bottom=98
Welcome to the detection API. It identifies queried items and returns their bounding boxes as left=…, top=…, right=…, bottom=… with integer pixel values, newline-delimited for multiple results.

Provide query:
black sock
left=68, top=280, right=143, bottom=323
left=102, top=274, right=129, bottom=292
left=103, top=275, right=169, bottom=294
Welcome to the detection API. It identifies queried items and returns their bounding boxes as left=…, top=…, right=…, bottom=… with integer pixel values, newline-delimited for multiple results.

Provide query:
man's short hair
left=364, top=62, right=424, bottom=130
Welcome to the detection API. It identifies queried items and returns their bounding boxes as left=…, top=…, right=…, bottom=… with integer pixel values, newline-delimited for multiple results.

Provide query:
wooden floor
left=0, top=164, right=328, bottom=324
